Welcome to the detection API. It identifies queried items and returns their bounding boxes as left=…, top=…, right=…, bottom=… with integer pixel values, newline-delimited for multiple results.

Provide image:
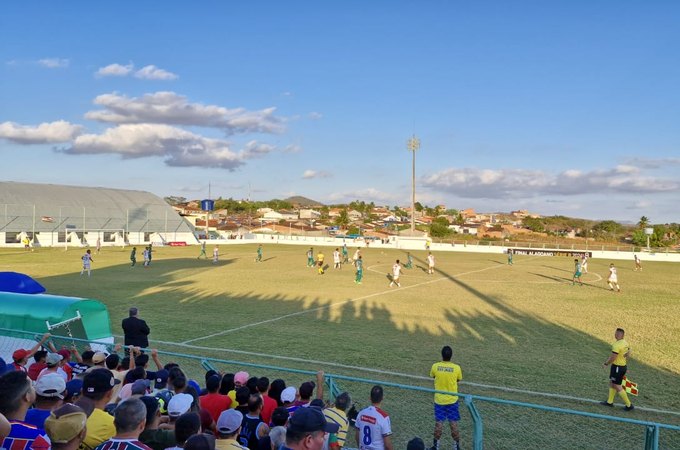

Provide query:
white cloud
left=0, top=120, right=83, bottom=144
left=326, top=188, right=400, bottom=204
left=626, top=200, right=652, bottom=210
left=625, top=157, right=680, bottom=169
left=302, top=170, right=332, bottom=179
left=134, top=65, right=178, bottom=80
left=422, top=165, right=679, bottom=198
left=96, top=63, right=134, bottom=77
left=84, top=91, right=285, bottom=134
left=283, top=144, right=302, bottom=153
left=308, top=112, right=323, bottom=120
left=38, top=58, right=69, bottom=68
left=61, top=123, right=273, bottom=170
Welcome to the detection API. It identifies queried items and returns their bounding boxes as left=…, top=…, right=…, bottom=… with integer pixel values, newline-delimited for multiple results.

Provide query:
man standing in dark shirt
left=122, top=307, right=150, bottom=349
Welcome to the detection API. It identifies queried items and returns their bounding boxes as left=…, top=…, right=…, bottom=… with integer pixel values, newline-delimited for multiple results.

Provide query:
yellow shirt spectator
left=430, top=361, right=462, bottom=405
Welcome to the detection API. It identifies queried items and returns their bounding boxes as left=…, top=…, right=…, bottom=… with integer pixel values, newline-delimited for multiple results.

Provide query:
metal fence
left=2, top=328, right=679, bottom=450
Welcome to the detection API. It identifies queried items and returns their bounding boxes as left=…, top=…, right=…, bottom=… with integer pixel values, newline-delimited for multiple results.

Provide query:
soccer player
left=198, top=241, right=207, bottom=259
left=352, top=248, right=361, bottom=267
left=355, top=256, right=363, bottom=284
left=317, top=251, right=325, bottom=275
left=572, top=258, right=583, bottom=286
left=404, top=252, right=413, bottom=269
left=96, top=237, right=102, bottom=254
left=389, top=260, right=401, bottom=288
left=601, top=328, right=634, bottom=411
left=256, top=244, right=263, bottom=262
left=430, top=346, right=463, bottom=450
left=213, top=246, right=219, bottom=264
left=143, top=247, right=150, bottom=267
left=427, top=252, right=435, bottom=274
left=634, top=254, right=642, bottom=271
left=581, top=254, right=589, bottom=273
left=507, top=249, right=513, bottom=265
left=607, top=263, right=621, bottom=292
left=354, top=386, right=392, bottom=450
left=306, top=247, right=314, bottom=267
left=81, top=249, right=94, bottom=277
left=342, top=243, right=349, bottom=264
left=130, top=247, right=137, bottom=267
left=333, top=248, right=341, bottom=269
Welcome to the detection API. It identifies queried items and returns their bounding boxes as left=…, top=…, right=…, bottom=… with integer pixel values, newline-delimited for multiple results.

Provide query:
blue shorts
left=434, top=402, right=460, bottom=422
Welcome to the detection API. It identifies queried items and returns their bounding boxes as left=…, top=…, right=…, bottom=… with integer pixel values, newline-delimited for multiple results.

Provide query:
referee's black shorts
left=609, top=364, right=627, bottom=385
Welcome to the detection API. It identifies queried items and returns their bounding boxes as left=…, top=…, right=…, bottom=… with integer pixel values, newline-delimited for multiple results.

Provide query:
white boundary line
left=181, top=261, right=513, bottom=344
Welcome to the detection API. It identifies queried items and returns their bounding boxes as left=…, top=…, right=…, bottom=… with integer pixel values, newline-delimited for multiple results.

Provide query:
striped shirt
left=2, top=421, right=50, bottom=450
left=324, top=407, right=349, bottom=447
left=94, top=438, right=153, bottom=450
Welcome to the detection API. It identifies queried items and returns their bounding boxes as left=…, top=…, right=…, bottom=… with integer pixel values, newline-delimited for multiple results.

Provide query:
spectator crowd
left=0, top=338, right=372, bottom=450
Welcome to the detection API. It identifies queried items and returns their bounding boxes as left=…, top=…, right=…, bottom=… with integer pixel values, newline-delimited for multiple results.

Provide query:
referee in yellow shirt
left=429, top=346, right=463, bottom=450
left=601, top=327, right=634, bottom=411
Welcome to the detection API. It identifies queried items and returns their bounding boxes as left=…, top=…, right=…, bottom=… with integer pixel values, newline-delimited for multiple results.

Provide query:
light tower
left=407, top=134, right=421, bottom=234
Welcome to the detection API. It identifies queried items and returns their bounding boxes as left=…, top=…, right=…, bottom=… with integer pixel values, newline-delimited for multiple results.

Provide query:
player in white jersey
left=213, top=246, right=219, bottom=264
left=634, top=254, right=642, bottom=271
left=427, top=252, right=435, bottom=274
left=389, top=260, right=401, bottom=287
left=355, top=386, right=392, bottom=450
left=333, top=248, right=341, bottom=269
left=607, top=263, right=621, bottom=292
left=80, top=249, right=94, bottom=277
left=581, top=254, right=589, bottom=273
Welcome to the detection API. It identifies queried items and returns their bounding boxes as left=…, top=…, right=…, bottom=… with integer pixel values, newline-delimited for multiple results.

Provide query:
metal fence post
left=464, top=395, right=483, bottom=450
left=645, top=424, right=659, bottom=450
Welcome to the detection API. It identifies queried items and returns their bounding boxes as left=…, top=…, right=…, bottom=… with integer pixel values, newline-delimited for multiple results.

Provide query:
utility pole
left=407, top=134, right=420, bottom=234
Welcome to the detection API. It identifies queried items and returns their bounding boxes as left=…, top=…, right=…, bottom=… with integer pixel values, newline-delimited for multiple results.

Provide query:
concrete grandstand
left=0, top=181, right=197, bottom=247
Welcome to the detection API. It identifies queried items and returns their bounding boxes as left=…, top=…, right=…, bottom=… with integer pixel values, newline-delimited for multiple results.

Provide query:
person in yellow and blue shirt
left=601, top=328, right=634, bottom=411
left=429, top=346, right=462, bottom=450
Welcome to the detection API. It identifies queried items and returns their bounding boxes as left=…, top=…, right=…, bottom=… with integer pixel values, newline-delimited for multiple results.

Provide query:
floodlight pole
left=407, top=135, right=420, bottom=234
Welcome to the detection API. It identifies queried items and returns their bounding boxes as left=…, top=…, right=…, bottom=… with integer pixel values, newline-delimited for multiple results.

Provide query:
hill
left=284, top=195, right=324, bottom=208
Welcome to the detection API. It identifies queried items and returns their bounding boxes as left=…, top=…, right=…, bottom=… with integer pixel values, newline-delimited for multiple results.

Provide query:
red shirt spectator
left=200, top=375, right=232, bottom=423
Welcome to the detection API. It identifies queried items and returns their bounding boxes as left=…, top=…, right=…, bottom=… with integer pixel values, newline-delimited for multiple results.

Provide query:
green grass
left=2, top=244, right=680, bottom=446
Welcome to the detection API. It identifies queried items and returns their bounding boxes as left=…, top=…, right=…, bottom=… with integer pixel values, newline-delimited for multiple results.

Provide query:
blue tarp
left=0, top=272, right=46, bottom=294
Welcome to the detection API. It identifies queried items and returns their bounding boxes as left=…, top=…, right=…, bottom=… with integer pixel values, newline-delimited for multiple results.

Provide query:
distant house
left=262, top=210, right=298, bottom=222
left=450, top=224, right=480, bottom=235
left=348, top=210, right=363, bottom=221
left=299, top=209, right=321, bottom=219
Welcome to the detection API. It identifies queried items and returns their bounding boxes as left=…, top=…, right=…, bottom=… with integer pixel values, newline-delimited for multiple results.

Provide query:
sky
left=1, top=1, right=679, bottom=223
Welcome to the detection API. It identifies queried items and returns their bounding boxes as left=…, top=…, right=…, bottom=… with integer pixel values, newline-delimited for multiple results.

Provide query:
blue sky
left=1, top=1, right=679, bottom=223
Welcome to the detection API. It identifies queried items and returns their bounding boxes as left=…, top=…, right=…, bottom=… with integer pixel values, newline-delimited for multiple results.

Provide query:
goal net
left=63, top=228, right=127, bottom=251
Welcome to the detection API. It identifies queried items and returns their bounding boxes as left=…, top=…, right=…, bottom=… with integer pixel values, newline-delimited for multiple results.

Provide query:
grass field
left=2, top=243, right=680, bottom=445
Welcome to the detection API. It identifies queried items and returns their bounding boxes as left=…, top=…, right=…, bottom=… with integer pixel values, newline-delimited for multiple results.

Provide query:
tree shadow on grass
left=14, top=249, right=680, bottom=431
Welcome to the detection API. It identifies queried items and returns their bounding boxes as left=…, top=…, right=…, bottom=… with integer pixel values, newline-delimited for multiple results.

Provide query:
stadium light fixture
left=407, top=134, right=420, bottom=234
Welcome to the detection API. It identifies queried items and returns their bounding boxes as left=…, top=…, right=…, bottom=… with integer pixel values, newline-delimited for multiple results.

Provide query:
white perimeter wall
left=199, top=233, right=680, bottom=263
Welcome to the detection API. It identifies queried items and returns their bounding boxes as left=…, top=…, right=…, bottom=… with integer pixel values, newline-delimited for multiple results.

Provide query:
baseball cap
left=131, top=379, right=151, bottom=395
left=44, top=404, right=87, bottom=444
left=154, top=369, right=169, bottom=390
left=217, top=409, right=243, bottom=434
left=234, top=371, right=249, bottom=385
left=280, top=386, right=297, bottom=403
left=92, top=352, right=107, bottom=364
left=35, top=373, right=67, bottom=399
left=83, top=368, right=121, bottom=395
left=168, top=393, right=193, bottom=417
left=45, top=353, right=63, bottom=367
left=13, top=349, right=29, bottom=361
left=65, top=379, right=83, bottom=398
left=288, top=407, right=339, bottom=434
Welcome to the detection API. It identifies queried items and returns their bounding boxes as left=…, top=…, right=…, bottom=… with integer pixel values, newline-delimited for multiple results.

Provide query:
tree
left=319, top=206, right=330, bottom=219
left=414, top=202, right=424, bottom=212
left=638, top=216, right=650, bottom=229
left=429, top=216, right=451, bottom=238
left=335, top=209, right=350, bottom=227
left=522, top=217, right=545, bottom=233
left=591, top=220, right=623, bottom=240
